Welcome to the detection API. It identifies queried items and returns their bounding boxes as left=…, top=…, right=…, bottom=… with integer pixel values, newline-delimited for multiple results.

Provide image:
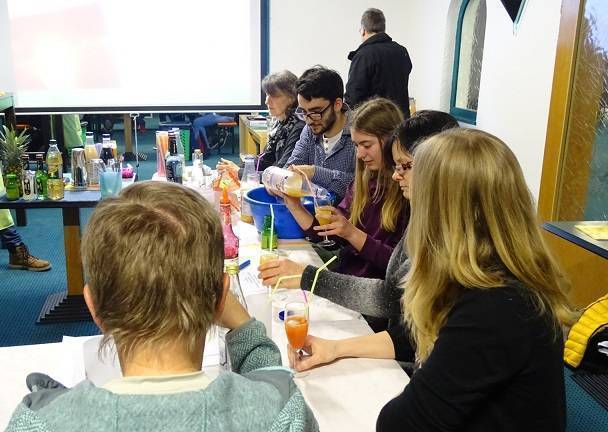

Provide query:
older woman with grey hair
left=218, top=70, right=305, bottom=175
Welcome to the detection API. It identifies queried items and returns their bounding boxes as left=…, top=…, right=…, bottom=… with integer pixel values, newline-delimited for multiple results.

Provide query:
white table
left=0, top=223, right=409, bottom=431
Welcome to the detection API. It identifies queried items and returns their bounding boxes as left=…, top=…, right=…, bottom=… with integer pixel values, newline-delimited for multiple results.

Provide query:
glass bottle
left=218, top=261, right=248, bottom=371
left=261, top=215, right=278, bottom=250
left=46, top=139, right=64, bottom=200
left=21, top=154, right=36, bottom=201
left=240, top=157, right=258, bottom=223
left=35, top=154, right=48, bottom=200
left=220, top=187, right=239, bottom=260
left=5, top=174, right=20, bottom=201
left=165, top=132, right=183, bottom=183
left=262, top=166, right=327, bottom=198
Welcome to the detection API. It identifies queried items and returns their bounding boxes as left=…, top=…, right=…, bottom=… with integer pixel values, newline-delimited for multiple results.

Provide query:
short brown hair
left=81, top=181, right=224, bottom=362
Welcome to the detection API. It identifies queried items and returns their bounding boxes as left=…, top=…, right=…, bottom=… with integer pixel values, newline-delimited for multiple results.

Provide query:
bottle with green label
left=35, top=153, right=48, bottom=200
left=5, top=173, right=20, bottom=201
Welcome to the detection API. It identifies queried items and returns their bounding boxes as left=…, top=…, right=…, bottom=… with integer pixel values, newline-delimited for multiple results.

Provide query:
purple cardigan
left=305, top=179, right=407, bottom=279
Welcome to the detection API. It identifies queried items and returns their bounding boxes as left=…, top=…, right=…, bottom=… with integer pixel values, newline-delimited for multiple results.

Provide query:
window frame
left=450, top=0, right=485, bottom=125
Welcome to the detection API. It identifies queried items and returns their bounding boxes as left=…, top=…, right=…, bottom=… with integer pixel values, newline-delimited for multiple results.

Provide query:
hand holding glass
left=315, top=195, right=335, bottom=247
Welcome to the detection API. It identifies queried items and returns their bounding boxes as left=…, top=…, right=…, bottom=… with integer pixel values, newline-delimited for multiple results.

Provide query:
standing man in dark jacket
left=345, top=8, right=413, bottom=117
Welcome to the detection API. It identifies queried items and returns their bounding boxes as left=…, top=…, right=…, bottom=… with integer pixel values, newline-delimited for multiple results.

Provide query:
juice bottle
left=46, top=139, right=64, bottom=200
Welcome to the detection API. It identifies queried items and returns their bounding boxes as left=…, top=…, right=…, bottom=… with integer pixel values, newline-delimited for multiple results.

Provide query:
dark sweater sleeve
left=376, top=289, right=537, bottom=431
left=386, top=322, right=415, bottom=363
left=276, top=122, right=304, bottom=168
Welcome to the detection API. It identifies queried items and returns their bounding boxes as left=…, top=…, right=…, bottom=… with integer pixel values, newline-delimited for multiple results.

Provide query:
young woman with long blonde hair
left=259, top=110, right=459, bottom=330
left=276, top=98, right=407, bottom=284
left=289, top=129, right=574, bottom=431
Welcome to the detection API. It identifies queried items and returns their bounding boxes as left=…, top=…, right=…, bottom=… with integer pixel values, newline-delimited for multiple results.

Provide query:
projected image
left=3, top=0, right=263, bottom=109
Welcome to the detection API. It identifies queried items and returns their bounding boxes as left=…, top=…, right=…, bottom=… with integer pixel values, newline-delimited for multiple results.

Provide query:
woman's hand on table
left=257, top=258, right=305, bottom=288
left=288, top=335, right=339, bottom=371
left=216, top=158, right=239, bottom=175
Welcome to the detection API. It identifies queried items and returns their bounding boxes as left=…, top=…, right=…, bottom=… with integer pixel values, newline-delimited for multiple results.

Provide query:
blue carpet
left=0, top=129, right=240, bottom=346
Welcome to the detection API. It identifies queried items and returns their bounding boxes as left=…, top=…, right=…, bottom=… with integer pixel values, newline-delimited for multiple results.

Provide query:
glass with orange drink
left=284, top=301, right=309, bottom=369
left=315, top=194, right=335, bottom=247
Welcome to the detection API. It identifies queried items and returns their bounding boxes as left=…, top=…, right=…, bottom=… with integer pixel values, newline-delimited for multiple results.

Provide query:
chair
left=215, top=121, right=238, bottom=155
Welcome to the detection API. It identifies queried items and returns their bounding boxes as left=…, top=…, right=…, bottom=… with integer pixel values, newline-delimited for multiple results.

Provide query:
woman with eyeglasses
left=217, top=70, right=304, bottom=176
left=259, top=109, right=459, bottom=327
left=288, top=128, right=574, bottom=432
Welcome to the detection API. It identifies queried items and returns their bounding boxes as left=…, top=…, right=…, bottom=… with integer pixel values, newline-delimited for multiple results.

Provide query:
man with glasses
left=345, top=8, right=412, bottom=117
left=286, top=66, right=355, bottom=202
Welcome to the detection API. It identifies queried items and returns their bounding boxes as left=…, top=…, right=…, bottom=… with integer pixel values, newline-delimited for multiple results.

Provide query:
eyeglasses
left=295, top=103, right=332, bottom=121
left=393, top=161, right=413, bottom=175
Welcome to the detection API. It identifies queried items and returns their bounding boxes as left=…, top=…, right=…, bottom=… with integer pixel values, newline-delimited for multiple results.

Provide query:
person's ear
left=334, top=98, right=344, bottom=112
left=214, top=273, right=230, bottom=319
left=83, top=284, right=104, bottom=330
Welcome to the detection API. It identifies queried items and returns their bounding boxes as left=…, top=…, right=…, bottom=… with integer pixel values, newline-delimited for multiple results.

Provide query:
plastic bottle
left=46, top=139, right=64, bottom=200
left=220, top=187, right=239, bottom=260
left=262, top=166, right=327, bottom=198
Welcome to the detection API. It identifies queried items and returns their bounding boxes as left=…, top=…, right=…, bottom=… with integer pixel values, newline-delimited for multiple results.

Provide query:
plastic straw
left=310, top=256, right=338, bottom=299
left=269, top=275, right=301, bottom=300
left=269, top=204, right=275, bottom=252
left=292, top=166, right=318, bottom=209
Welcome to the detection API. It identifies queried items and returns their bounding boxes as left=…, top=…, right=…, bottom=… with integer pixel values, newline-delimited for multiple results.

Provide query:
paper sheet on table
left=59, top=331, right=221, bottom=387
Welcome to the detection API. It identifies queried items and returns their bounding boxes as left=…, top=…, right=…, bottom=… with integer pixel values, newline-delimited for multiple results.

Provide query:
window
left=450, top=0, right=487, bottom=124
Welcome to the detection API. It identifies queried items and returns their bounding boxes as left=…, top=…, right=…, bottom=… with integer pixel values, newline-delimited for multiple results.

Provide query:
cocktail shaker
left=71, top=148, right=87, bottom=189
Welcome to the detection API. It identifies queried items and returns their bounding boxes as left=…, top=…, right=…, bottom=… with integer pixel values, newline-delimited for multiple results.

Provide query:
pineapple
left=0, top=125, right=30, bottom=196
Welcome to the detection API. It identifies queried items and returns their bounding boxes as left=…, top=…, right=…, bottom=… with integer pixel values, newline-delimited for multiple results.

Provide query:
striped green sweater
left=6, top=319, right=318, bottom=432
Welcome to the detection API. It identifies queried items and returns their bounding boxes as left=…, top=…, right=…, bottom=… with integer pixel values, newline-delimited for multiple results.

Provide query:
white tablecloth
left=0, top=222, right=409, bottom=431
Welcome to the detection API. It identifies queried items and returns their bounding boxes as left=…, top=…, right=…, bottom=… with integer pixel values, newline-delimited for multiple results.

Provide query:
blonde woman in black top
left=292, top=129, right=575, bottom=432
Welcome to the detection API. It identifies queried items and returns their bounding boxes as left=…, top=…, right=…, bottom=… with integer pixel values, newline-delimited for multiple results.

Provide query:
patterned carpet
left=0, top=129, right=239, bottom=346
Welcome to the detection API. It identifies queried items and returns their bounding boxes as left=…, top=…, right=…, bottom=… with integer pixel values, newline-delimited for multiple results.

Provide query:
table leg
left=15, top=209, right=27, bottom=226
left=36, top=207, right=91, bottom=324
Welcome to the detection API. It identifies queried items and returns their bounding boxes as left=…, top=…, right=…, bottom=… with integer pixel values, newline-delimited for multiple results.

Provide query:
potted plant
left=0, top=125, right=30, bottom=196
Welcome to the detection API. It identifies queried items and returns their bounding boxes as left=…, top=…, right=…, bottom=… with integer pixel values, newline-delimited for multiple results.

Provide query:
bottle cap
left=225, top=261, right=239, bottom=275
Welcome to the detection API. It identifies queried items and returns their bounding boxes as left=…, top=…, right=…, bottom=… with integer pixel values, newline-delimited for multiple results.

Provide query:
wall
left=269, top=0, right=413, bottom=80
left=476, top=0, right=562, bottom=200
left=269, top=0, right=564, bottom=200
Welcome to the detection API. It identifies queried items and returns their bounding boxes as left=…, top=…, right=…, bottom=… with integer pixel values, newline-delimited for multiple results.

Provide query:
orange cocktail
left=315, top=209, right=332, bottom=226
left=285, top=315, right=308, bottom=350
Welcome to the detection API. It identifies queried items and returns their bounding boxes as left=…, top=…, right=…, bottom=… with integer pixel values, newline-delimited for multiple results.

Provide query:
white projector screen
left=0, top=0, right=267, bottom=113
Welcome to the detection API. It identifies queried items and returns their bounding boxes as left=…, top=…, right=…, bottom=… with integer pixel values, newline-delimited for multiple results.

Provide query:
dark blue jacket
left=345, top=32, right=412, bottom=116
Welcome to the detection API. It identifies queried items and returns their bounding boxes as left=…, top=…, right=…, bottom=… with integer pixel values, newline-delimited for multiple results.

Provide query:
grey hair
left=262, top=70, right=298, bottom=99
left=361, top=8, right=386, bottom=33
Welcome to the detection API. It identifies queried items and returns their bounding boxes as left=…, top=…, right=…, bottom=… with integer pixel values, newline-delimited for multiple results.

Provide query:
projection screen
left=0, top=0, right=268, bottom=113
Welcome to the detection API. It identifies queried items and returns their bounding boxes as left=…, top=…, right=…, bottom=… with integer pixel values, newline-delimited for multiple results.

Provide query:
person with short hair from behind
left=290, top=129, right=574, bottom=431
left=6, top=181, right=318, bottom=432
left=286, top=66, right=356, bottom=202
left=217, top=70, right=305, bottom=176
left=345, top=8, right=413, bottom=116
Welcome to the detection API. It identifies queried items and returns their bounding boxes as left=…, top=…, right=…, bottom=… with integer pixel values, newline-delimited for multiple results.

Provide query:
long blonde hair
left=350, top=98, right=404, bottom=231
left=403, top=129, right=574, bottom=362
